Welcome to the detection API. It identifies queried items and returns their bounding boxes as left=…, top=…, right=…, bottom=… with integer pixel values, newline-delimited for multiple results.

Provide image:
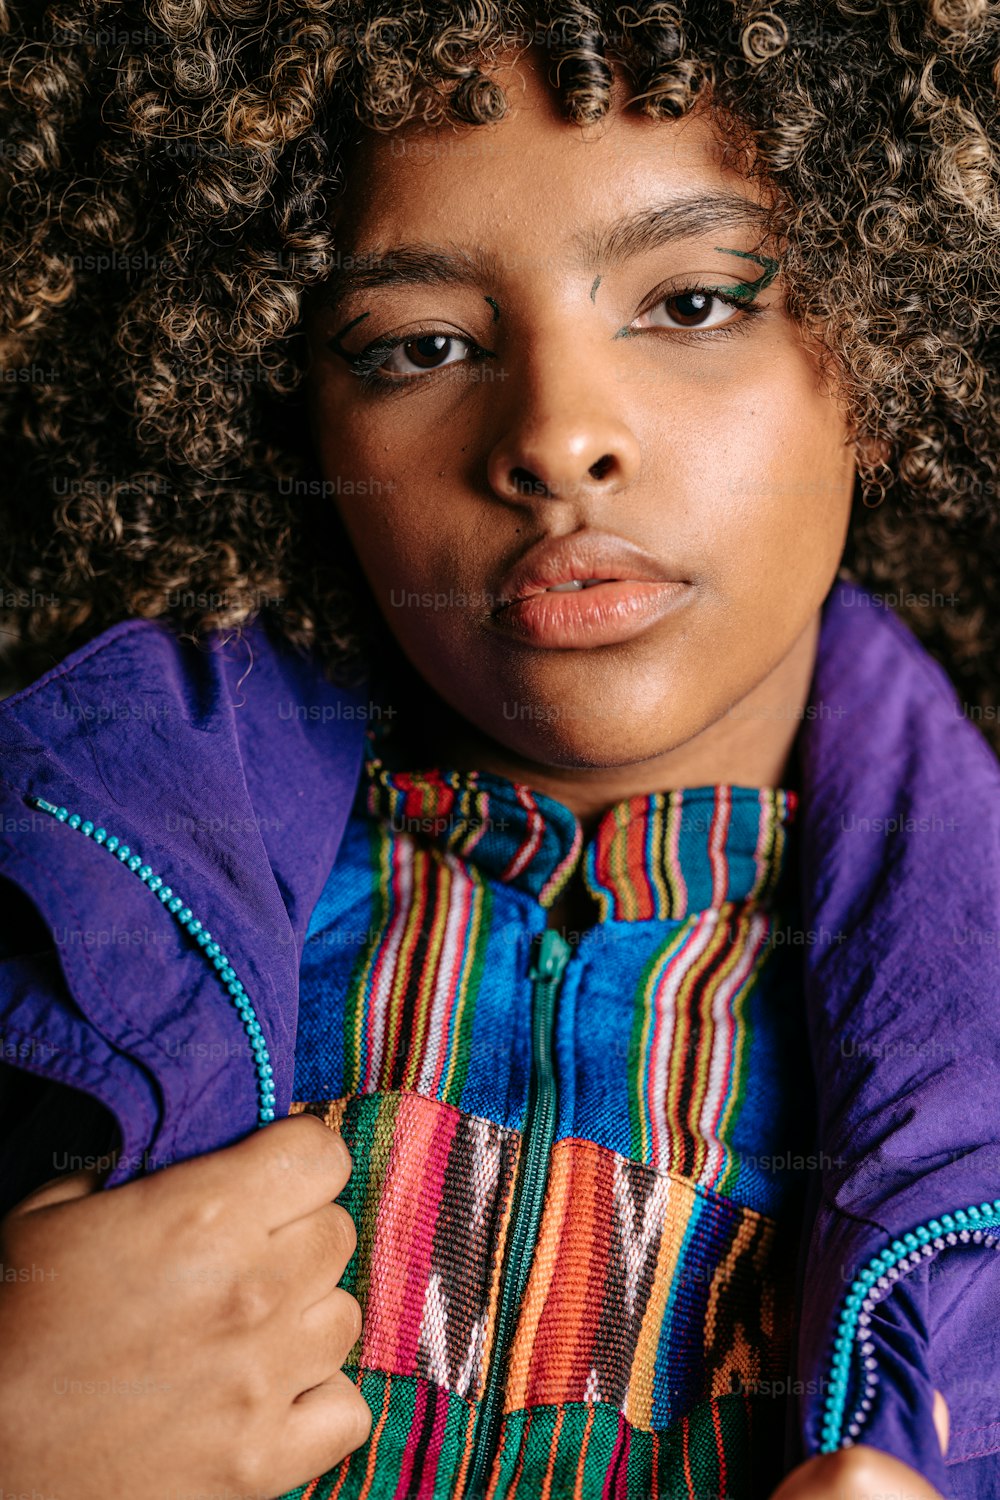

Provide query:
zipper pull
left=529, top=927, right=572, bottom=984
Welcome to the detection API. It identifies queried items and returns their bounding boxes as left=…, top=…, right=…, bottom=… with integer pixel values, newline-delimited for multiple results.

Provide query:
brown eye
left=634, top=290, right=745, bottom=335
left=388, top=335, right=459, bottom=372
left=663, top=292, right=714, bottom=327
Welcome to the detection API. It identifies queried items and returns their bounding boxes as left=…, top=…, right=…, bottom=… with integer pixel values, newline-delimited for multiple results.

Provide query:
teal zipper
left=820, top=1199, right=1000, bottom=1451
left=463, top=927, right=572, bottom=1500
left=25, top=795, right=276, bottom=1126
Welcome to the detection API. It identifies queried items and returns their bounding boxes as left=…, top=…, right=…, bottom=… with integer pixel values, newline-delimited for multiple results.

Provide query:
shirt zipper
left=463, top=926, right=572, bottom=1500
left=819, top=1199, right=1000, bottom=1451
left=25, top=794, right=277, bottom=1126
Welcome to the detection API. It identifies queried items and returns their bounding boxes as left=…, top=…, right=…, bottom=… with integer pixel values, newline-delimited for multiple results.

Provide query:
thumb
left=8, top=1167, right=106, bottom=1217
left=933, top=1389, right=949, bottom=1457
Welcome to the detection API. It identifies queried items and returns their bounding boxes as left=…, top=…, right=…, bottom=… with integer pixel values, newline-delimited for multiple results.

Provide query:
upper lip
left=494, top=530, right=687, bottom=609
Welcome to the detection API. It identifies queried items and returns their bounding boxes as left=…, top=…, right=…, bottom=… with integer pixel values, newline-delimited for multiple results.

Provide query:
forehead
left=330, top=49, right=770, bottom=258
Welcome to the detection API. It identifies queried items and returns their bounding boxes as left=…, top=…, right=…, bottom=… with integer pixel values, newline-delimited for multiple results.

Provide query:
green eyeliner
left=713, top=247, right=780, bottom=302
left=615, top=248, right=779, bottom=336
left=714, top=274, right=771, bottom=303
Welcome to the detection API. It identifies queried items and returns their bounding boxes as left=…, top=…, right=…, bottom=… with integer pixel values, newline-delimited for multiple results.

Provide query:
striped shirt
left=284, top=726, right=813, bottom=1499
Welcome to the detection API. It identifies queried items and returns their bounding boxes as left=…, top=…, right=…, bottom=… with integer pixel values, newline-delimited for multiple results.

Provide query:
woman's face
left=304, top=52, right=857, bottom=776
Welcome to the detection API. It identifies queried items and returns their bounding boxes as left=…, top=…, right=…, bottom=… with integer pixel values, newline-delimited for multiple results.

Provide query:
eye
left=635, top=290, right=744, bottom=332
left=379, top=334, right=471, bottom=376
left=327, top=322, right=495, bottom=392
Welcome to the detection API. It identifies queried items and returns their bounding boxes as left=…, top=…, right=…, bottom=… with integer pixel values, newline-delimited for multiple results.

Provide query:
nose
left=486, top=373, right=641, bottom=506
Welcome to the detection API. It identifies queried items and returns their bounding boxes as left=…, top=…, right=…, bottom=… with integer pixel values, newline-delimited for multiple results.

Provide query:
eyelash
left=339, top=335, right=496, bottom=393
left=331, top=285, right=767, bottom=394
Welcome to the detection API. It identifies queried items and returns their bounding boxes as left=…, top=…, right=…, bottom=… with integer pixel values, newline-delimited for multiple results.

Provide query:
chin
left=489, top=718, right=684, bottom=776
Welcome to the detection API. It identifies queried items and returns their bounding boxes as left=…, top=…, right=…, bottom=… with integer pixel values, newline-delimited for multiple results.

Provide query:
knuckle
left=222, top=1269, right=275, bottom=1329
left=173, top=1189, right=229, bottom=1245
left=278, top=1114, right=352, bottom=1187
left=267, top=1112, right=321, bottom=1168
left=292, top=1110, right=337, bottom=1149
left=229, top=1361, right=273, bottom=1419
left=285, top=1110, right=326, bottom=1144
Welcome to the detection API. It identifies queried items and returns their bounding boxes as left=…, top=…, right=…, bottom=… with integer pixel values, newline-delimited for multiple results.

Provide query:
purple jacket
left=1, top=581, right=999, bottom=1497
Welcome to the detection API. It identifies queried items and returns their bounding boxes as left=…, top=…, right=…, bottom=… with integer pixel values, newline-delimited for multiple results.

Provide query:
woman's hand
left=0, top=1113, right=371, bottom=1499
left=770, top=1390, right=949, bottom=1498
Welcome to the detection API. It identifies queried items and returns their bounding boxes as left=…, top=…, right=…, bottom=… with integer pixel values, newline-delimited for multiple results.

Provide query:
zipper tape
left=25, top=796, right=276, bottom=1127
left=463, top=927, right=572, bottom=1499
left=820, top=1202, right=1000, bottom=1451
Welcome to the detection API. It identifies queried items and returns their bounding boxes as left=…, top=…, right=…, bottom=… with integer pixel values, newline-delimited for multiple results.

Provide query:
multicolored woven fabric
left=283, top=727, right=813, bottom=1499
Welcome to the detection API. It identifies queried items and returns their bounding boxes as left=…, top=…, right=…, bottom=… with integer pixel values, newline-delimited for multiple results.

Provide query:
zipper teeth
left=464, top=929, right=570, bottom=1500
left=820, top=1201, right=1000, bottom=1451
left=26, top=796, right=276, bottom=1127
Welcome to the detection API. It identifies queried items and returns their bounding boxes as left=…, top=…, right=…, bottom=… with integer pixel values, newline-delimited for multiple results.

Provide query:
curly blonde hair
left=1, top=0, right=998, bottom=747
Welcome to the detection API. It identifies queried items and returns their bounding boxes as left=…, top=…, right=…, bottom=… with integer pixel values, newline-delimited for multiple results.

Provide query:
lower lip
left=493, top=580, right=691, bottom=648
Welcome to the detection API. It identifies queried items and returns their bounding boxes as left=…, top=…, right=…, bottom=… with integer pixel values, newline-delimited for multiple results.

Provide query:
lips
left=492, top=530, right=692, bottom=649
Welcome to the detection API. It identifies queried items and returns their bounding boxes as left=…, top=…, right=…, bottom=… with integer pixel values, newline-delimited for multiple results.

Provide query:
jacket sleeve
left=791, top=596, right=1000, bottom=1494
left=797, top=1188, right=1000, bottom=1496
left=0, top=617, right=363, bottom=1177
left=926, top=1229, right=1000, bottom=1494
left=791, top=978, right=1000, bottom=1497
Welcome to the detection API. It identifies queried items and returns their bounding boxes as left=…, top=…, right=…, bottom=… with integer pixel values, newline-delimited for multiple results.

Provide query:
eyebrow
left=570, top=193, right=772, bottom=270
left=318, top=193, right=774, bottom=308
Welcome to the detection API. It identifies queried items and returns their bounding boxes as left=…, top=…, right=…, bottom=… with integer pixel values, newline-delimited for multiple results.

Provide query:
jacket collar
left=361, top=731, right=798, bottom=920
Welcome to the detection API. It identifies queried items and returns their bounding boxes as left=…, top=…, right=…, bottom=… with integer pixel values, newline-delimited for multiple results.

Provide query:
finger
left=262, top=1116, right=356, bottom=1231
left=933, top=1388, right=949, bottom=1456
left=270, top=1199, right=358, bottom=1311
left=766, top=1449, right=947, bottom=1499
left=295, top=1286, right=365, bottom=1390
left=6, top=1167, right=105, bottom=1217
left=144, top=1113, right=354, bottom=1233
left=286, top=1368, right=374, bottom=1478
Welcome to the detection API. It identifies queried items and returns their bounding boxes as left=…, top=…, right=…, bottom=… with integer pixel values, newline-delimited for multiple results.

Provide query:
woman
left=0, top=3, right=997, bottom=1496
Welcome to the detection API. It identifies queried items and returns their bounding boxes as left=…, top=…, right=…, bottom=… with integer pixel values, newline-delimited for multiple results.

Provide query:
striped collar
left=360, top=732, right=797, bottom=922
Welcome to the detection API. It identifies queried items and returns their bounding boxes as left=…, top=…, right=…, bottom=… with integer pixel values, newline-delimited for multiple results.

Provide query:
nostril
left=510, top=467, right=548, bottom=497
left=589, top=454, right=614, bottom=481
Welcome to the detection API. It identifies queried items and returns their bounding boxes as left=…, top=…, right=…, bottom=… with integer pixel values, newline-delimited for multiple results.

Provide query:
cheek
left=311, top=389, right=461, bottom=599
left=333, top=493, right=419, bottom=596
left=331, top=489, right=475, bottom=656
left=670, top=352, right=854, bottom=602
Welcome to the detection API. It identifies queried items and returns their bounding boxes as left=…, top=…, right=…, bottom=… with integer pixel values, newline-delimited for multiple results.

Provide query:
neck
left=377, top=613, right=819, bottom=828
